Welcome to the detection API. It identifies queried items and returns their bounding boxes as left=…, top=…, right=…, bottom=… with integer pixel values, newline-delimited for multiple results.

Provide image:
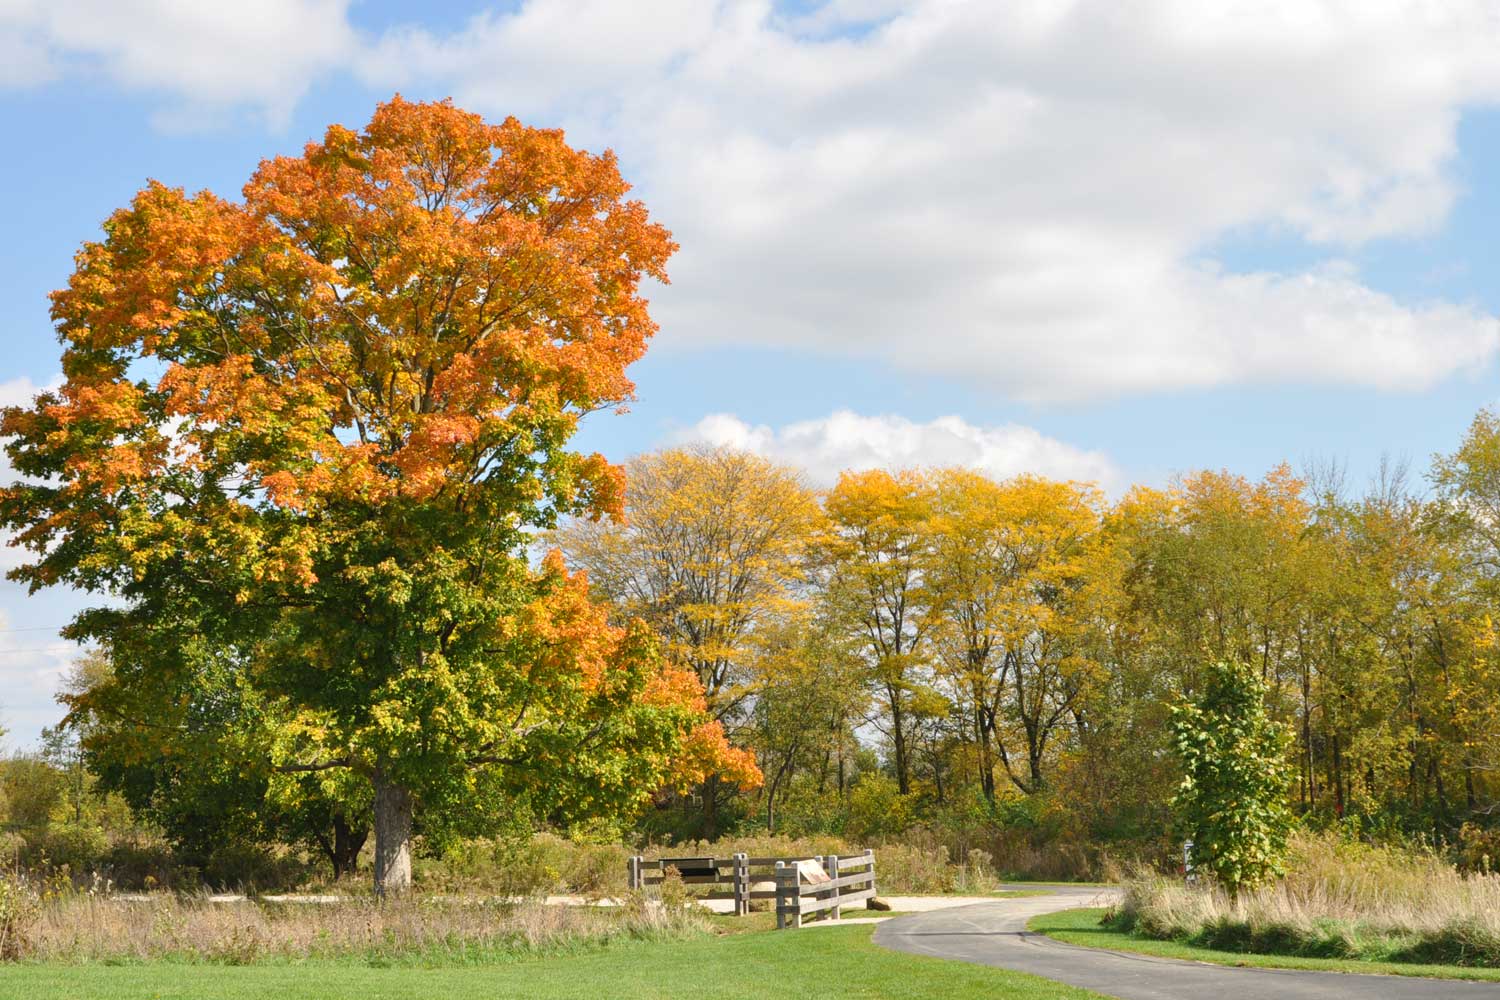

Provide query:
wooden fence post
left=774, top=861, right=786, bottom=929
left=776, top=861, right=803, bottom=929
left=815, top=855, right=830, bottom=923
left=828, top=853, right=841, bottom=921
left=627, top=855, right=641, bottom=892
left=733, top=852, right=749, bottom=916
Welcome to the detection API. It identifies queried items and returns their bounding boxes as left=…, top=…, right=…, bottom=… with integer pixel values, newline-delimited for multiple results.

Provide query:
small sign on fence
left=672, top=857, right=718, bottom=879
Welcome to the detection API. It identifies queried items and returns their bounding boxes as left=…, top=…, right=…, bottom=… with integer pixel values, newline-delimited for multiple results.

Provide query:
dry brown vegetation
left=0, top=875, right=710, bottom=964
left=1114, top=832, right=1500, bottom=966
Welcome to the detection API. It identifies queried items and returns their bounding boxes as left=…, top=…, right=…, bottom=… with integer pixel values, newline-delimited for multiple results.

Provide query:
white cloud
left=6, top=1, right=1500, bottom=397
left=357, top=0, right=1500, bottom=400
left=0, top=374, right=49, bottom=408
left=0, top=377, right=83, bottom=749
left=0, top=375, right=58, bottom=573
left=684, top=410, right=1121, bottom=489
left=0, top=606, right=79, bottom=750
left=0, top=0, right=355, bottom=124
left=358, top=0, right=716, bottom=114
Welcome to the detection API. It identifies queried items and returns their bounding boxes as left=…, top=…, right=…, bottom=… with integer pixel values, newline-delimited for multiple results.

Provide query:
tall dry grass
left=1114, top=831, right=1500, bottom=966
left=1, top=880, right=709, bottom=964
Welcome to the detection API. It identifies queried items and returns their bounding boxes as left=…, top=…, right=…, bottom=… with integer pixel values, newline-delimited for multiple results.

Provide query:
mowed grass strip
left=1029, top=907, right=1500, bottom=983
left=1, top=924, right=1105, bottom=1000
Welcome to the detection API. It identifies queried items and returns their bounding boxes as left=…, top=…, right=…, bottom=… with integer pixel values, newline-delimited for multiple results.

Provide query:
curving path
left=872, top=887, right=1500, bottom=999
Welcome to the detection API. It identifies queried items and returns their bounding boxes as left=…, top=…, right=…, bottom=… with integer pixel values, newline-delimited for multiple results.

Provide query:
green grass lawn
left=702, top=910, right=914, bottom=934
left=1, top=924, right=1106, bottom=1000
left=1029, top=907, right=1500, bottom=983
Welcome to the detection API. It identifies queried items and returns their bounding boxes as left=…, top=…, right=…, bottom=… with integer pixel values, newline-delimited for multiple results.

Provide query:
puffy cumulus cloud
left=7, top=1, right=1500, bottom=397
left=684, top=410, right=1121, bottom=489
left=0, top=0, right=355, bottom=125
left=358, top=0, right=1500, bottom=400
left=358, top=0, right=718, bottom=114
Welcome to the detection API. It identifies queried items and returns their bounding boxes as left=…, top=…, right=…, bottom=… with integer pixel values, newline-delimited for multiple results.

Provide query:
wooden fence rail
left=626, top=850, right=876, bottom=927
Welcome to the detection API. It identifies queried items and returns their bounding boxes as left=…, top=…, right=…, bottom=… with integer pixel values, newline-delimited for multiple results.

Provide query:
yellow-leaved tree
left=927, top=472, right=1106, bottom=796
left=551, top=446, right=821, bottom=834
left=821, top=469, right=939, bottom=796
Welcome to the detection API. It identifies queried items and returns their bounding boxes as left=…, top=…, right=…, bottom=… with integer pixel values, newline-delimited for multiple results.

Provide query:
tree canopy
left=1, top=96, right=756, bottom=892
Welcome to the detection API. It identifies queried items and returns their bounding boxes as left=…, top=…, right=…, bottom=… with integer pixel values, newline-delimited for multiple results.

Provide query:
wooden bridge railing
left=626, top=849, right=876, bottom=928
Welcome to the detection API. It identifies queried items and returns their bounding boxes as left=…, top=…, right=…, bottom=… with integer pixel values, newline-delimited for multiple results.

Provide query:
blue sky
left=2, top=0, right=1499, bottom=746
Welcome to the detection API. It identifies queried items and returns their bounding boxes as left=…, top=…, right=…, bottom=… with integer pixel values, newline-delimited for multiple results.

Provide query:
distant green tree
left=62, top=631, right=372, bottom=881
left=1170, top=660, right=1294, bottom=895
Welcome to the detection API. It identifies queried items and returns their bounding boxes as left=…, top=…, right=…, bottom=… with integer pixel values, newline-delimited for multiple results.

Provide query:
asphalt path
left=872, top=886, right=1500, bottom=999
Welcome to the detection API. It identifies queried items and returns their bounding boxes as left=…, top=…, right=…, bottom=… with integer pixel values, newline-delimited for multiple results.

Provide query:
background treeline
left=7, top=411, right=1500, bottom=888
left=550, top=409, right=1500, bottom=877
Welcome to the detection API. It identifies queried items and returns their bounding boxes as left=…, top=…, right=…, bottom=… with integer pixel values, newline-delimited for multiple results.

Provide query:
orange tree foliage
left=0, top=97, right=756, bottom=886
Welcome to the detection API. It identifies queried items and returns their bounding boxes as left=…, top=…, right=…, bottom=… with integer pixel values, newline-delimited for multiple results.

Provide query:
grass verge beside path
left=704, top=910, right=915, bottom=933
left=1030, top=907, right=1500, bottom=983
left=2, top=924, right=1106, bottom=1000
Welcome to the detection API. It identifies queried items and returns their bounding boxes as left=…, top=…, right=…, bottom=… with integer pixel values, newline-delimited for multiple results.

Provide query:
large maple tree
left=1, top=97, right=756, bottom=892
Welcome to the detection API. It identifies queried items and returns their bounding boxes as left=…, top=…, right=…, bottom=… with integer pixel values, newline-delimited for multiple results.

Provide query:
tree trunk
left=373, top=772, right=413, bottom=895
left=1299, top=653, right=1313, bottom=810
left=313, top=812, right=369, bottom=880
left=332, top=813, right=367, bottom=879
left=889, top=685, right=910, bottom=794
left=1331, top=734, right=1345, bottom=818
left=977, top=704, right=996, bottom=804
left=701, top=774, right=720, bottom=840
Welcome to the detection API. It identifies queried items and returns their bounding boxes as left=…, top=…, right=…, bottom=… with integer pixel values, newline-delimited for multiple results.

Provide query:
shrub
left=0, top=874, right=40, bottom=961
left=419, top=832, right=629, bottom=898
left=29, top=822, right=108, bottom=874
left=422, top=835, right=558, bottom=897
left=1455, top=823, right=1500, bottom=876
left=845, top=775, right=910, bottom=843
left=1113, top=831, right=1500, bottom=967
left=0, top=834, right=23, bottom=867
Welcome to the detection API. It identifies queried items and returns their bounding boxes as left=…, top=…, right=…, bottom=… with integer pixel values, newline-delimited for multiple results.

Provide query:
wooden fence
left=626, top=850, right=876, bottom=929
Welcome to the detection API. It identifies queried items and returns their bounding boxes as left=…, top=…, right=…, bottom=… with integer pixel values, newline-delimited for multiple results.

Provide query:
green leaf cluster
left=1170, top=660, right=1294, bottom=894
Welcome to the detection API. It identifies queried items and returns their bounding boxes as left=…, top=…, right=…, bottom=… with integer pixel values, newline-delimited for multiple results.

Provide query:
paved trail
left=872, top=887, right=1500, bottom=999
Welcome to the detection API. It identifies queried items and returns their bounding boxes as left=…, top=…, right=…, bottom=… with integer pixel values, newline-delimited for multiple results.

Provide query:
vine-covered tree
left=1171, top=660, right=1294, bottom=895
left=1, top=97, right=756, bottom=893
